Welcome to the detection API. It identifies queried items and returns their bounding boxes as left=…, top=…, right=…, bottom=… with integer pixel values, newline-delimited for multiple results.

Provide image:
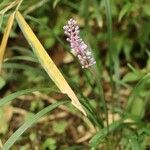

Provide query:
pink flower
left=63, top=19, right=96, bottom=68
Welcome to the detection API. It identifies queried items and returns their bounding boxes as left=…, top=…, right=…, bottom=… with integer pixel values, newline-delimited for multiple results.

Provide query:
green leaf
left=0, top=107, right=9, bottom=134
left=104, top=0, right=117, bottom=97
left=10, top=46, right=34, bottom=56
left=92, top=0, right=103, bottom=28
left=62, top=145, right=84, bottom=150
left=90, top=120, right=122, bottom=148
left=0, top=14, right=4, bottom=30
left=79, top=0, right=89, bottom=17
left=127, top=73, right=150, bottom=111
left=0, top=87, right=52, bottom=106
left=53, top=0, right=61, bottom=8
left=44, top=37, right=55, bottom=49
left=122, top=72, right=140, bottom=82
left=15, top=11, right=86, bottom=115
left=3, top=62, right=46, bottom=77
left=118, top=3, right=132, bottom=22
left=43, top=138, right=56, bottom=150
left=129, top=136, right=140, bottom=150
left=130, top=98, right=145, bottom=120
left=2, top=100, right=68, bottom=150
left=0, top=76, right=6, bottom=90
left=52, top=121, right=67, bottom=134
left=142, top=5, right=150, bottom=16
left=4, top=56, right=38, bottom=63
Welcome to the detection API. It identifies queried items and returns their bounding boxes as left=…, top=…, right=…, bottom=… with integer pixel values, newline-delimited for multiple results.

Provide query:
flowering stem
left=104, top=0, right=117, bottom=124
left=90, top=65, right=111, bottom=150
left=64, top=19, right=96, bottom=69
left=90, top=65, right=109, bottom=129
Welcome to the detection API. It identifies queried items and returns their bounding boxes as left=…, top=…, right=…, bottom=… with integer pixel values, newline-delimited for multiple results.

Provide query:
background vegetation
left=0, top=0, right=150, bottom=149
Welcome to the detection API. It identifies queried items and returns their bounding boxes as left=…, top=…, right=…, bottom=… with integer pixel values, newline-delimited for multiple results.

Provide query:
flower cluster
left=63, top=18, right=96, bottom=68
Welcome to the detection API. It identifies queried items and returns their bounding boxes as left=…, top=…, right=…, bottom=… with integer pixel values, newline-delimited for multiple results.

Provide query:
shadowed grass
left=2, top=100, right=68, bottom=150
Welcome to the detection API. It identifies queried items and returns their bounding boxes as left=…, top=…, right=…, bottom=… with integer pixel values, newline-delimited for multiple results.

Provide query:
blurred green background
left=0, top=0, right=150, bottom=149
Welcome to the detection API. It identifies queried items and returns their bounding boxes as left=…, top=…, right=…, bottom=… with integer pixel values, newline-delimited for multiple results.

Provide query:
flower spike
left=63, top=18, right=96, bottom=68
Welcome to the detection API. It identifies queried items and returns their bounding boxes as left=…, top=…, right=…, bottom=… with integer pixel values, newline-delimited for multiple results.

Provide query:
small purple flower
left=63, top=18, right=96, bottom=68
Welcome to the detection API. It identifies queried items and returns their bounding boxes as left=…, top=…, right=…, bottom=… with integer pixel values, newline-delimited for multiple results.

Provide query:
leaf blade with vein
left=15, top=11, right=86, bottom=115
left=1, top=100, right=68, bottom=150
left=0, top=13, right=15, bottom=72
left=0, top=87, right=52, bottom=107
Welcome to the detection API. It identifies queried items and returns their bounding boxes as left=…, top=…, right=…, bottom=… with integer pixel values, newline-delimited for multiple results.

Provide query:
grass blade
left=0, top=0, right=18, bottom=15
left=104, top=0, right=116, bottom=99
left=10, top=46, right=34, bottom=56
left=0, top=13, right=15, bottom=72
left=92, top=0, right=103, bottom=28
left=0, top=14, right=4, bottom=29
left=127, top=73, right=150, bottom=111
left=104, top=0, right=113, bottom=69
left=1, top=100, right=68, bottom=150
left=0, top=87, right=53, bottom=106
left=15, top=11, right=86, bottom=115
left=23, top=0, right=49, bottom=15
left=129, top=137, right=140, bottom=150
left=4, top=56, right=38, bottom=63
left=90, top=120, right=122, bottom=148
left=3, top=62, right=47, bottom=77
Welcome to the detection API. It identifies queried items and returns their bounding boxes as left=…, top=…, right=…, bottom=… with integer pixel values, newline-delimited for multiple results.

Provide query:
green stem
left=90, top=66, right=108, bottom=128
left=104, top=0, right=116, bottom=121
left=15, top=0, right=23, bottom=11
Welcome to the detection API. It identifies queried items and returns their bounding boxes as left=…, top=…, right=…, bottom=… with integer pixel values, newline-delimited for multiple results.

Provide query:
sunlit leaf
left=0, top=13, right=15, bottom=72
left=15, top=11, right=86, bottom=115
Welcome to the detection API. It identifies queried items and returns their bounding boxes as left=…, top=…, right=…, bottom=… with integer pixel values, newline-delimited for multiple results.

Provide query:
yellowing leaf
left=15, top=11, right=86, bottom=115
left=0, top=13, right=15, bottom=72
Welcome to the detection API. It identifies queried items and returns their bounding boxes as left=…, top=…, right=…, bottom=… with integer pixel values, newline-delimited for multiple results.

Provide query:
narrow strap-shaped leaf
left=3, top=62, right=47, bottom=77
left=0, top=0, right=18, bottom=15
left=15, top=11, right=86, bottom=115
left=0, top=14, right=4, bottom=29
left=0, top=87, right=53, bottom=107
left=90, top=120, right=122, bottom=148
left=0, top=12, right=15, bottom=72
left=4, top=55, right=38, bottom=63
left=1, top=100, right=68, bottom=150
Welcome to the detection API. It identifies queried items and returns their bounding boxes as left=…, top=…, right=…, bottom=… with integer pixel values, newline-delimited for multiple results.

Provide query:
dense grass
left=0, top=0, right=150, bottom=149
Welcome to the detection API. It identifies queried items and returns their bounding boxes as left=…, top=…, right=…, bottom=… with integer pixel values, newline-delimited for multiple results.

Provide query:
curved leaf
left=129, top=137, right=140, bottom=150
left=90, top=120, right=122, bottom=148
left=2, top=100, right=68, bottom=150
left=15, top=11, right=86, bottom=115
left=0, top=13, right=15, bottom=72
left=0, top=87, right=54, bottom=106
left=127, top=73, right=150, bottom=111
